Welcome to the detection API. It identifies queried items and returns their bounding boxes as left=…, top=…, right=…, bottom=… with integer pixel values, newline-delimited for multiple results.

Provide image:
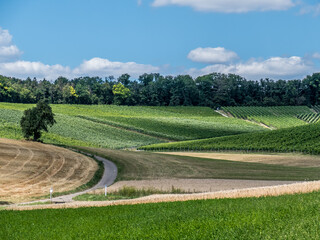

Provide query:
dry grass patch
left=7, top=180, right=320, bottom=211
left=89, top=179, right=298, bottom=195
left=158, top=152, right=320, bottom=167
left=0, top=138, right=98, bottom=203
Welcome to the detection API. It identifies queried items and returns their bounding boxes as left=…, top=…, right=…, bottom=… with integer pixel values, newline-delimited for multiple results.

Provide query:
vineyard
left=140, top=122, right=320, bottom=154
left=222, top=106, right=312, bottom=129
left=0, top=103, right=265, bottom=148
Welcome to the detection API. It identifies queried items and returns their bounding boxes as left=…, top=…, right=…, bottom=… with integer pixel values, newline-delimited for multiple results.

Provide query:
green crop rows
left=222, top=106, right=312, bottom=129
left=3, top=191, right=320, bottom=239
left=141, top=122, right=320, bottom=154
left=297, top=113, right=320, bottom=123
left=0, top=103, right=265, bottom=148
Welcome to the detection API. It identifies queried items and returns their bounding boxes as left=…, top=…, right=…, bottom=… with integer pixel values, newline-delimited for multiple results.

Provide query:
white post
left=105, top=185, right=107, bottom=197
left=50, top=187, right=53, bottom=203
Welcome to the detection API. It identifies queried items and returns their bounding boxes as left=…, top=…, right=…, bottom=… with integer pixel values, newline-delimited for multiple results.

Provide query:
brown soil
left=158, top=152, right=320, bottom=167
left=0, top=138, right=98, bottom=203
left=89, top=178, right=298, bottom=194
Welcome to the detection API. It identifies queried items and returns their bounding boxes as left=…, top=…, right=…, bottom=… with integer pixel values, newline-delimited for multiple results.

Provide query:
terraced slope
left=0, top=138, right=98, bottom=203
left=0, top=103, right=265, bottom=148
left=222, top=106, right=312, bottom=129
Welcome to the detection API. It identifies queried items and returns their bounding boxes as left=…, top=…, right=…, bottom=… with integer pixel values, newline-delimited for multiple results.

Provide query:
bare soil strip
left=7, top=180, right=320, bottom=211
left=157, top=152, right=320, bottom=168
left=0, top=138, right=98, bottom=203
left=89, top=179, right=298, bottom=194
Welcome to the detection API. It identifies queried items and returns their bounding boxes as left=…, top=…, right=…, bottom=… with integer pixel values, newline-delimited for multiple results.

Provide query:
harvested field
left=0, top=138, right=98, bottom=203
left=158, top=152, right=320, bottom=167
left=77, top=147, right=320, bottom=181
left=7, top=180, right=320, bottom=211
left=89, top=178, right=298, bottom=194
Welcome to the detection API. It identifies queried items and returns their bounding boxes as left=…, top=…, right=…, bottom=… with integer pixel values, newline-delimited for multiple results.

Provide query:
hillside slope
left=140, top=123, right=320, bottom=154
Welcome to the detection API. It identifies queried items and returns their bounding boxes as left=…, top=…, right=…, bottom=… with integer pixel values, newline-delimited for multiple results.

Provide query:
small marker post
left=50, top=187, right=53, bottom=203
left=105, top=185, right=107, bottom=197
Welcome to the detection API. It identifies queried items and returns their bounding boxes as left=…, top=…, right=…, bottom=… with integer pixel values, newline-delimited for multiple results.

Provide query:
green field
left=222, top=106, right=312, bottom=129
left=0, top=103, right=265, bottom=148
left=2, top=191, right=320, bottom=239
left=77, top=147, right=320, bottom=181
left=140, top=122, right=320, bottom=154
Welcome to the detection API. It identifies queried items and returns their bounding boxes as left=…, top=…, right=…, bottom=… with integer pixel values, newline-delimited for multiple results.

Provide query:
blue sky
left=0, top=0, right=319, bottom=80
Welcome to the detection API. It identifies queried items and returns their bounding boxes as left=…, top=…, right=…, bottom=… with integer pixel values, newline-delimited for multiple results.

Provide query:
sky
left=0, top=0, right=320, bottom=80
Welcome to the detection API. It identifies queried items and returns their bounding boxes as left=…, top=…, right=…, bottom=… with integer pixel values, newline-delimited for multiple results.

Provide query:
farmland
left=222, top=106, right=312, bottom=129
left=76, top=147, right=320, bottom=181
left=141, top=122, right=320, bottom=154
left=0, top=103, right=265, bottom=148
left=3, top=191, right=320, bottom=239
left=0, top=138, right=98, bottom=203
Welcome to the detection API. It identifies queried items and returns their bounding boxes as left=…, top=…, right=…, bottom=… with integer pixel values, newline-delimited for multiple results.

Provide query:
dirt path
left=7, top=180, right=320, bottom=211
left=18, top=153, right=117, bottom=204
left=89, top=178, right=298, bottom=194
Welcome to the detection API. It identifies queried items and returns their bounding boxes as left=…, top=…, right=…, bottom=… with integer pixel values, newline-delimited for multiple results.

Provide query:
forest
left=1, top=72, right=320, bottom=107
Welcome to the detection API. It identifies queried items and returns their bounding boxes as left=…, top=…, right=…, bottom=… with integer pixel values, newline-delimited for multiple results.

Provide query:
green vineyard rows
left=0, top=103, right=264, bottom=148
left=222, top=106, right=312, bottom=129
left=140, top=122, right=320, bottom=154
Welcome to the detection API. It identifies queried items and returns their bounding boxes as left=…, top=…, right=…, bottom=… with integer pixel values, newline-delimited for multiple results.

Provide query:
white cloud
left=312, top=52, right=320, bottom=60
left=137, top=0, right=142, bottom=6
left=0, top=58, right=160, bottom=80
left=0, top=27, right=22, bottom=62
left=152, top=0, right=295, bottom=13
left=0, top=61, right=71, bottom=80
left=299, top=3, right=320, bottom=16
left=188, top=47, right=238, bottom=64
left=73, top=58, right=160, bottom=78
left=187, top=56, right=313, bottom=79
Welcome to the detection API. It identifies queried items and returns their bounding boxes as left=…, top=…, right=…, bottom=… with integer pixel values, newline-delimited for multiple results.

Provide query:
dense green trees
left=1, top=72, right=320, bottom=107
left=20, top=100, right=56, bottom=141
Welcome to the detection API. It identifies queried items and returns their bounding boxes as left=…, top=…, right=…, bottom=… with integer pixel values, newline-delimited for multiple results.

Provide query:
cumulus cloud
left=73, top=58, right=160, bottom=78
left=0, top=61, right=71, bottom=80
left=188, top=47, right=238, bottom=64
left=152, top=0, right=295, bottom=13
left=187, top=56, right=313, bottom=80
left=0, top=27, right=22, bottom=62
left=0, top=58, right=160, bottom=80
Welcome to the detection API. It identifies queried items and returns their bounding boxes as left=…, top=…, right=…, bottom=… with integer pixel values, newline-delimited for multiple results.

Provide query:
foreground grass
left=2, top=191, right=320, bottom=239
left=77, top=147, right=320, bottom=181
left=74, top=186, right=187, bottom=201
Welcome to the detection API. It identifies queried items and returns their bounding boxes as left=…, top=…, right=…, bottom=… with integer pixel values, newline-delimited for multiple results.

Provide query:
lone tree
left=20, top=100, right=56, bottom=141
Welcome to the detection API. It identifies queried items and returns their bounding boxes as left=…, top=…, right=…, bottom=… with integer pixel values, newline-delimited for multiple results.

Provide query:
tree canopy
left=20, top=100, right=56, bottom=141
left=1, top=72, right=320, bottom=107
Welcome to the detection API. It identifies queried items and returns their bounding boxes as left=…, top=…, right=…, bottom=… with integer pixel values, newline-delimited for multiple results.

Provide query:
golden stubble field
left=0, top=138, right=98, bottom=203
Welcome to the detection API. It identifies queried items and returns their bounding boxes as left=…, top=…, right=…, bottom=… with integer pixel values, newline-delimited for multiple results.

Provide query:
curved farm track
left=0, top=138, right=98, bottom=203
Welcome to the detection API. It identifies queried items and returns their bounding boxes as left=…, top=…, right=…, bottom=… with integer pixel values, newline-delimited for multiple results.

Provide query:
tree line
left=1, top=72, right=320, bottom=107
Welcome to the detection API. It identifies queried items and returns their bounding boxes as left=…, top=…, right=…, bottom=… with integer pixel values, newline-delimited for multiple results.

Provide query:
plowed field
left=0, top=138, right=98, bottom=203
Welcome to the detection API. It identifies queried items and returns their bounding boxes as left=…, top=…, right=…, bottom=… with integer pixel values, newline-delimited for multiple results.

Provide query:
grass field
left=141, top=122, right=320, bottom=154
left=2, top=191, right=320, bottom=239
left=77, top=147, right=320, bottom=181
left=222, top=106, right=312, bottom=129
left=0, top=103, right=266, bottom=148
left=0, top=138, right=98, bottom=203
